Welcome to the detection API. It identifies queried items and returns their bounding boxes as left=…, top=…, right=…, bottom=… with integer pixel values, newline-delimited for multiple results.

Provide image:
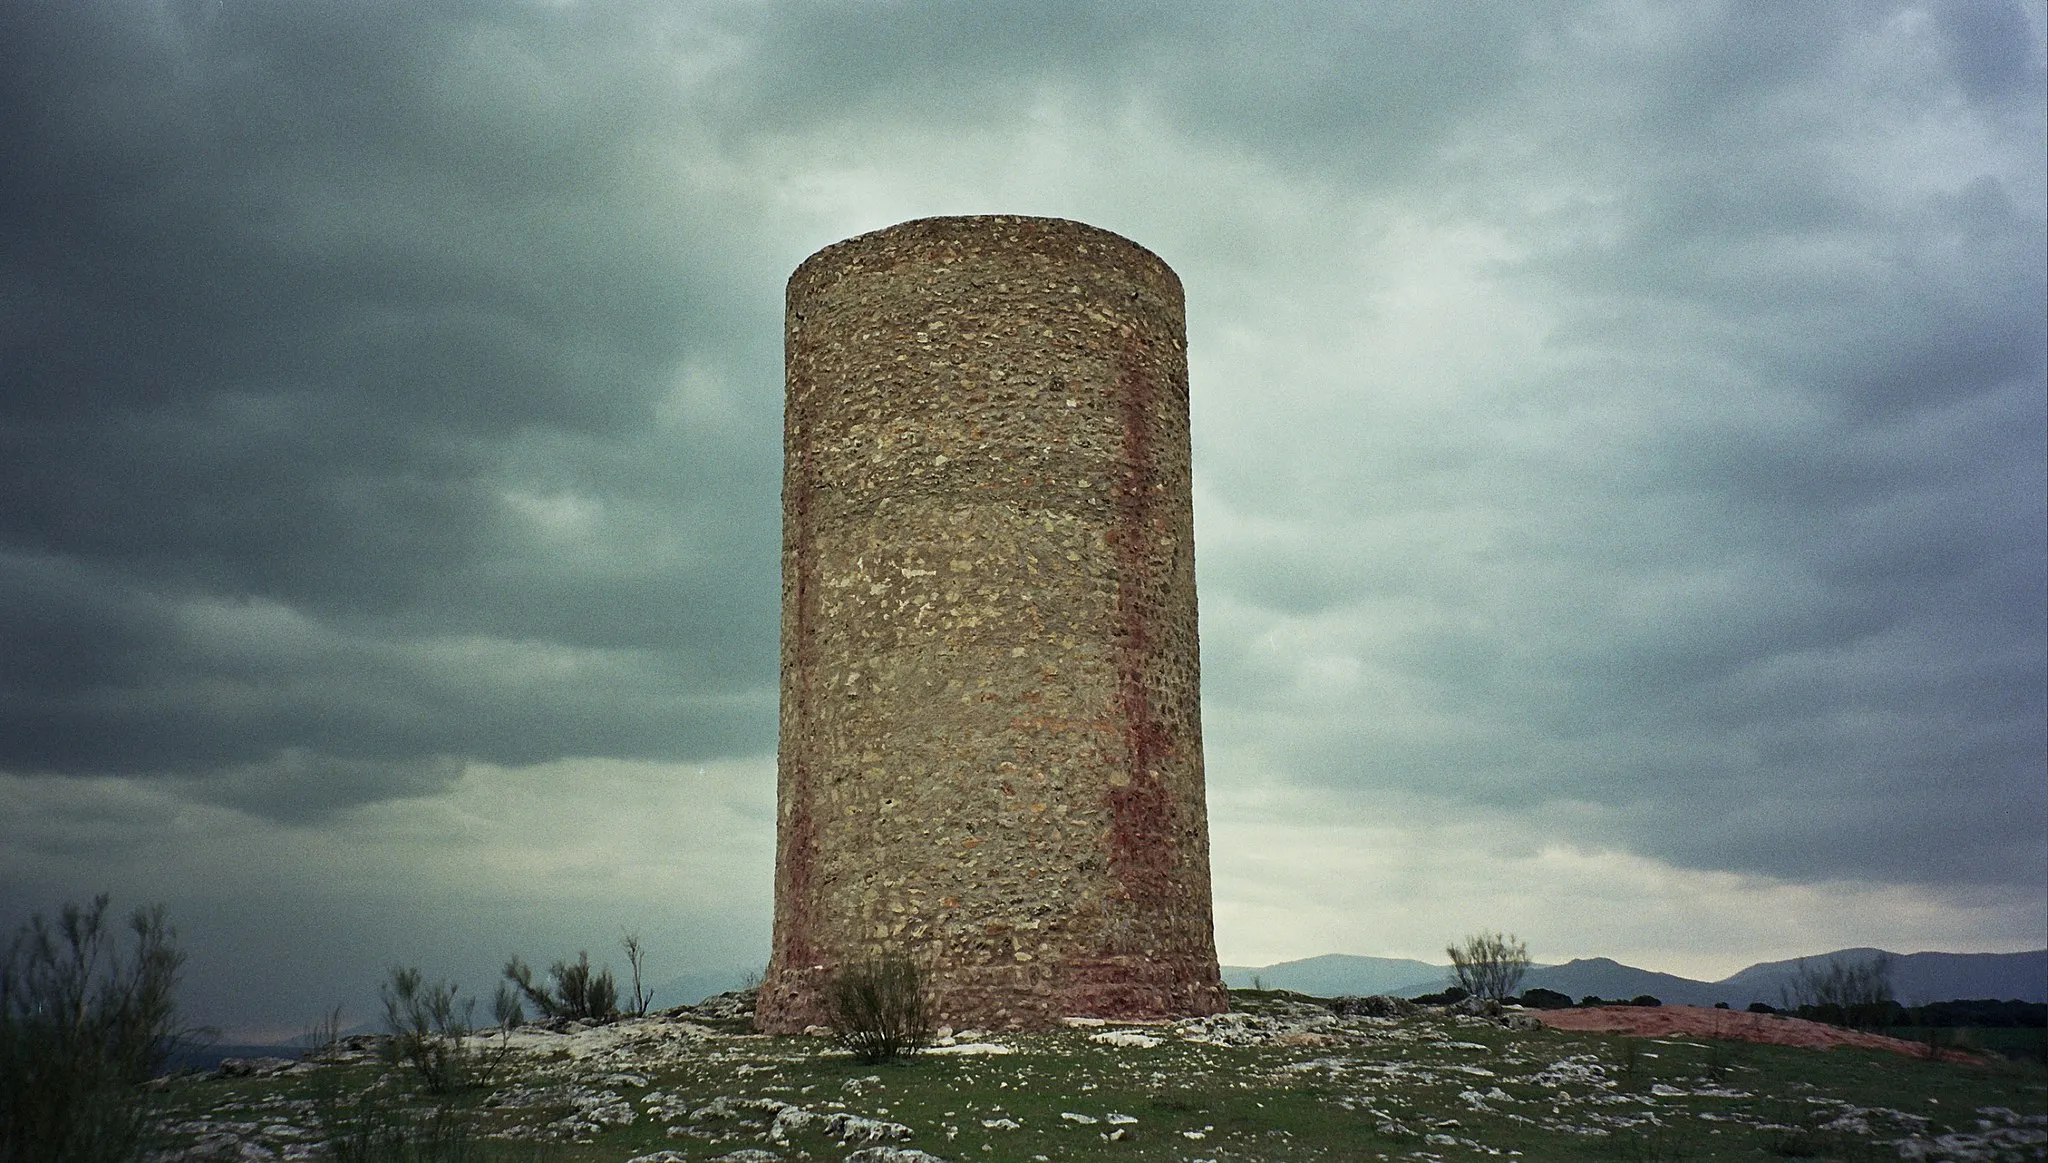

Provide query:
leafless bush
left=302, top=1005, right=347, bottom=1060
left=1447, top=931, right=1530, bottom=1003
left=826, top=955, right=930, bottom=1064
left=621, top=933, right=653, bottom=1017
left=1780, top=953, right=1896, bottom=1030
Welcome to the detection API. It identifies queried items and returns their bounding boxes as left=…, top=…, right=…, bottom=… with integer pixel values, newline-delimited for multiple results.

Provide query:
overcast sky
left=3, top=0, right=2042, bottom=1042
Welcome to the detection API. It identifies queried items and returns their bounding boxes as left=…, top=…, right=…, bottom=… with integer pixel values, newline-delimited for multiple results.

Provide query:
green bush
left=502, top=952, right=619, bottom=1022
left=826, top=954, right=930, bottom=1064
left=551, top=952, right=617, bottom=1020
left=0, top=894, right=189, bottom=1163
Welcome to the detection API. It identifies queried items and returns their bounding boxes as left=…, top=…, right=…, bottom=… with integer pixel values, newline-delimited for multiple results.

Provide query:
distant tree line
left=1416, top=942, right=2047, bottom=1031
left=1746, top=998, right=2047, bottom=1029
left=1907, top=999, right=2047, bottom=1028
left=1405, top=987, right=2046, bottom=1028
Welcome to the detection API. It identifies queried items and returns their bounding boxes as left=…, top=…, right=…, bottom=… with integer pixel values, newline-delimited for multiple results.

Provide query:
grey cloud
left=1936, top=0, right=2043, bottom=99
left=1198, top=358, right=2041, bottom=887
left=184, top=750, right=468, bottom=823
left=1205, top=414, right=2044, bottom=836
left=1188, top=0, right=2043, bottom=894
left=1647, top=5, right=1861, bottom=108
left=1, top=0, right=784, bottom=811
left=730, top=0, right=1549, bottom=181
left=0, top=550, right=773, bottom=800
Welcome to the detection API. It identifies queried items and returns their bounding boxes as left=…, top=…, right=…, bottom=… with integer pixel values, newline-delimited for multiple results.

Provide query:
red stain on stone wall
left=763, top=354, right=824, bottom=1025
left=1106, top=338, right=1175, bottom=918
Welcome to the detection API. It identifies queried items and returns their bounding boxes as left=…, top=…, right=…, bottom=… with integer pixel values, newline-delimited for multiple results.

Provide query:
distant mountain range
left=1218, top=953, right=1446, bottom=999
left=1221, top=948, right=2047, bottom=1008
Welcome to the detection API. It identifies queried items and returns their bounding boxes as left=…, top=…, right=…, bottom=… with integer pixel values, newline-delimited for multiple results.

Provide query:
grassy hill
left=140, top=990, right=2047, bottom=1161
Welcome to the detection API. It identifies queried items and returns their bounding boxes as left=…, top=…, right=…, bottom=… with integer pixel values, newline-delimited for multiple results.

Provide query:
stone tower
left=757, top=215, right=1226, bottom=1032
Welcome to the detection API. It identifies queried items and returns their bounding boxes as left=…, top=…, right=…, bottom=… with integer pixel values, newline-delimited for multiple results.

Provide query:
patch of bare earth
left=1532, top=1004, right=1982, bottom=1062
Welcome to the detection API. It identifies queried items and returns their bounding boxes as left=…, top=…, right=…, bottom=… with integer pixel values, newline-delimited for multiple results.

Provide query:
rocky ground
left=152, top=991, right=2047, bottom=1162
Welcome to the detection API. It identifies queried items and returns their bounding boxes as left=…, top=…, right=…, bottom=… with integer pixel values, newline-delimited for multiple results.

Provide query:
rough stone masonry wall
left=757, top=215, right=1228, bottom=1033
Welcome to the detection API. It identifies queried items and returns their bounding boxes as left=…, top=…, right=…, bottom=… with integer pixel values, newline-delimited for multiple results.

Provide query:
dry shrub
left=826, top=955, right=929, bottom=1064
left=0, top=895, right=189, bottom=1163
left=1447, top=931, right=1530, bottom=1003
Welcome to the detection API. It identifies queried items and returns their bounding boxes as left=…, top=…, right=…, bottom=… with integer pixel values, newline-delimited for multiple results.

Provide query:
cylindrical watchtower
left=758, top=215, right=1226, bottom=1032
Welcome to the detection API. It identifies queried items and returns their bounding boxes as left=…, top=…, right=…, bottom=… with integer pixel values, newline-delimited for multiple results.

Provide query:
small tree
left=380, top=967, right=474, bottom=1094
left=503, top=951, right=619, bottom=1022
left=550, top=951, right=618, bottom=1021
left=621, top=932, right=653, bottom=1017
left=826, top=955, right=930, bottom=1064
left=1447, top=931, right=1531, bottom=1003
left=491, top=982, right=524, bottom=1031
left=0, top=895, right=190, bottom=1163
left=502, top=956, right=552, bottom=1018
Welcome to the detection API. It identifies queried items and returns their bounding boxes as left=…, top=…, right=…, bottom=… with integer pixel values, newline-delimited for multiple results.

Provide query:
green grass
left=142, top=992, right=2047, bottom=1162
left=1881, top=1025, right=2048, bottom=1066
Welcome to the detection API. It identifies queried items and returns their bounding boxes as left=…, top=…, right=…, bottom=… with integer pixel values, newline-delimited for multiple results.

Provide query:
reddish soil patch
left=1532, top=1005, right=1980, bottom=1063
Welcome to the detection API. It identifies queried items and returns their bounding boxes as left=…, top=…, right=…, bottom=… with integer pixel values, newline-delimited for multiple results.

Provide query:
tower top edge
left=789, top=215, right=1181, bottom=299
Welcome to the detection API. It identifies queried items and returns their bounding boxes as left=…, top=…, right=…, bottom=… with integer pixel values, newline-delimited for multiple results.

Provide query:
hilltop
left=1223, top=948, right=2048, bottom=1008
left=147, top=988, right=2046, bottom=1161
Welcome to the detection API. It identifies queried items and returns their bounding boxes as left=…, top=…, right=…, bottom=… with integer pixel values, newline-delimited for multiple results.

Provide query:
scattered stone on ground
left=214, top=1057, right=304, bottom=1079
left=147, top=989, right=2042, bottom=1162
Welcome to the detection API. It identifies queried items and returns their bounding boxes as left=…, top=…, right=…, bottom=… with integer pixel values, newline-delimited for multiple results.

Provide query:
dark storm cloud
left=1202, top=342, right=2044, bottom=886
left=0, top=546, right=767, bottom=791
left=0, top=0, right=781, bottom=815
left=0, top=0, right=1554, bottom=820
